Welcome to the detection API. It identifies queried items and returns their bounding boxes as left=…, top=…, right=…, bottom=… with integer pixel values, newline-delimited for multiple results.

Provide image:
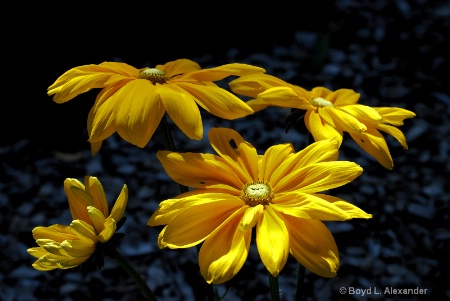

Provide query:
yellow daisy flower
left=230, top=74, right=416, bottom=169
left=28, top=176, right=128, bottom=271
left=148, top=127, right=372, bottom=284
left=48, top=59, right=265, bottom=154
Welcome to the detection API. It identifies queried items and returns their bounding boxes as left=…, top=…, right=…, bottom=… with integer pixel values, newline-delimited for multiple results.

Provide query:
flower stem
left=158, top=114, right=189, bottom=193
left=268, top=273, right=280, bottom=301
left=113, top=249, right=157, bottom=301
left=295, top=263, right=306, bottom=301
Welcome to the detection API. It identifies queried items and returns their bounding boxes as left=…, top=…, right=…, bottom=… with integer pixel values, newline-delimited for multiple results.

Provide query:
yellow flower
left=48, top=59, right=265, bottom=154
left=148, top=127, right=371, bottom=284
left=28, top=176, right=128, bottom=271
left=230, top=74, right=416, bottom=169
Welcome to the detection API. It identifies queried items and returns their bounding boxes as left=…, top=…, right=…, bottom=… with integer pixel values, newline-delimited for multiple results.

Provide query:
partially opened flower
left=28, top=176, right=128, bottom=271
left=48, top=59, right=265, bottom=154
left=230, top=75, right=415, bottom=169
left=148, top=127, right=372, bottom=284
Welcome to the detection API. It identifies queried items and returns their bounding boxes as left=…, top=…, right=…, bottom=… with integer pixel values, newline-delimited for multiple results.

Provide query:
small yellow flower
left=148, top=127, right=371, bottom=284
left=48, top=59, right=265, bottom=154
left=28, top=176, right=128, bottom=271
left=230, top=74, right=416, bottom=169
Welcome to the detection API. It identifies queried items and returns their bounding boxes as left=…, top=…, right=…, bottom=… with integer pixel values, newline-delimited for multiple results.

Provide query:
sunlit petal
left=256, top=206, right=289, bottom=276
left=109, top=184, right=128, bottom=223
left=375, top=107, right=416, bottom=126
left=284, top=216, right=339, bottom=277
left=114, top=79, right=164, bottom=147
left=158, top=83, right=203, bottom=140
left=273, top=161, right=363, bottom=194
left=349, top=127, right=393, bottom=169
left=208, top=128, right=255, bottom=183
left=85, top=176, right=109, bottom=217
left=160, top=199, right=244, bottom=248
left=157, top=151, right=245, bottom=189
left=377, top=123, right=408, bottom=149
left=177, top=82, right=253, bottom=119
left=186, top=63, right=265, bottom=81
left=199, top=209, right=250, bottom=284
left=271, top=193, right=371, bottom=220
left=305, top=111, right=343, bottom=146
left=259, top=87, right=313, bottom=110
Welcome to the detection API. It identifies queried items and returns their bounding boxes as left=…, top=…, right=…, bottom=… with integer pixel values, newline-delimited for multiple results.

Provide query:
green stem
left=114, top=249, right=157, bottom=301
left=268, top=273, right=280, bottom=301
left=295, top=263, right=306, bottom=301
left=158, top=114, right=189, bottom=193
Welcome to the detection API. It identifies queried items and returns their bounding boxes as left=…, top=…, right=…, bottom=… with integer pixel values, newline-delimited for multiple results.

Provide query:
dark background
left=2, top=1, right=449, bottom=300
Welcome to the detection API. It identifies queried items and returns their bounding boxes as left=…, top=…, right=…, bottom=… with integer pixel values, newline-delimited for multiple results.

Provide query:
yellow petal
left=229, top=74, right=291, bottom=98
left=160, top=199, right=244, bottom=249
left=70, top=220, right=98, bottom=242
left=87, top=206, right=106, bottom=234
left=47, top=62, right=137, bottom=103
left=177, top=82, right=253, bottom=119
left=283, top=216, right=339, bottom=277
left=291, top=139, right=340, bottom=168
left=199, top=209, right=250, bottom=284
left=338, top=104, right=382, bottom=122
left=208, top=128, right=254, bottom=183
left=109, top=184, right=128, bottom=223
left=319, top=107, right=367, bottom=134
left=239, top=204, right=263, bottom=231
left=375, top=107, right=416, bottom=126
left=265, top=139, right=339, bottom=186
left=259, top=87, right=313, bottom=110
left=58, top=256, right=91, bottom=269
left=305, top=111, right=343, bottom=146
left=186, top=63, right=265, bottom=82
left=246, top=98, right=271, bottom=112
left=28, top=247, right=50, bottom=259
left=256, top=206, right=289, bottom=276
left=32, top=225, right=77, bottom=242
left=157, top=59, right=201, bottom=77
left=259, top=143, right=295, bottom=183
left=313, top=194, right=372, bottom=219
left=271, top=193, right=370, bottom=221
left=320, top=88, right=360, bottom=106
left=64, top=179, right=92, bottom=224
left=157, top=151, right=245, bottom=189
left=349, top=127, right=393, bottom=169
left=98, top=218, right=117, bottom=243
left=85, top=176, right=109, bottom=217
left=148, top=191, right=240, bottom=226
left=88, top=84, right=123, bottom=143
left=60, top=239, right=96, bottom=257
left=114, top=79, right=165, bottom=147
left=377, top=123, right=409, bottom=149
left=273, top=161, right=363, bottom=194
left=158, top=83, right=203, bottom=140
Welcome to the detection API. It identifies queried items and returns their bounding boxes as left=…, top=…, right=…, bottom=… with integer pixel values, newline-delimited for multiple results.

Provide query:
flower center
left=138, top=68, right=168, bottom=84
left=240, top=180, right=274, bottom=207
left=311, top=97, right=334, bottom=108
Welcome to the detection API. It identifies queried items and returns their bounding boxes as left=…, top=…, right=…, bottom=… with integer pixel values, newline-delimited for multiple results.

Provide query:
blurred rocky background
left=1, top=0, right=449, bottom=300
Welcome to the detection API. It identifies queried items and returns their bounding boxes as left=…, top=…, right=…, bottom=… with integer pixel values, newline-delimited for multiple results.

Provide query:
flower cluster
left=28, top=176, right=127, bottom=270
left=30, top=57, right=415, bottom=299
left=230, top=74, right=416, bottom=169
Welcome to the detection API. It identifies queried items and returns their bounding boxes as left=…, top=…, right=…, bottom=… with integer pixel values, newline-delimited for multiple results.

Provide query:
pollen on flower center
left=311, top=97, right=334, bottom=108
left=240, top=180, right=274, bottom=207
left=138, top=68, right=168, bottom=84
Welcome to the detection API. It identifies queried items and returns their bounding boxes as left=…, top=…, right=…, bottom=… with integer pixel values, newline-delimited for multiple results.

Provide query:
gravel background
left=1, top=1, right=449, bottom=300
